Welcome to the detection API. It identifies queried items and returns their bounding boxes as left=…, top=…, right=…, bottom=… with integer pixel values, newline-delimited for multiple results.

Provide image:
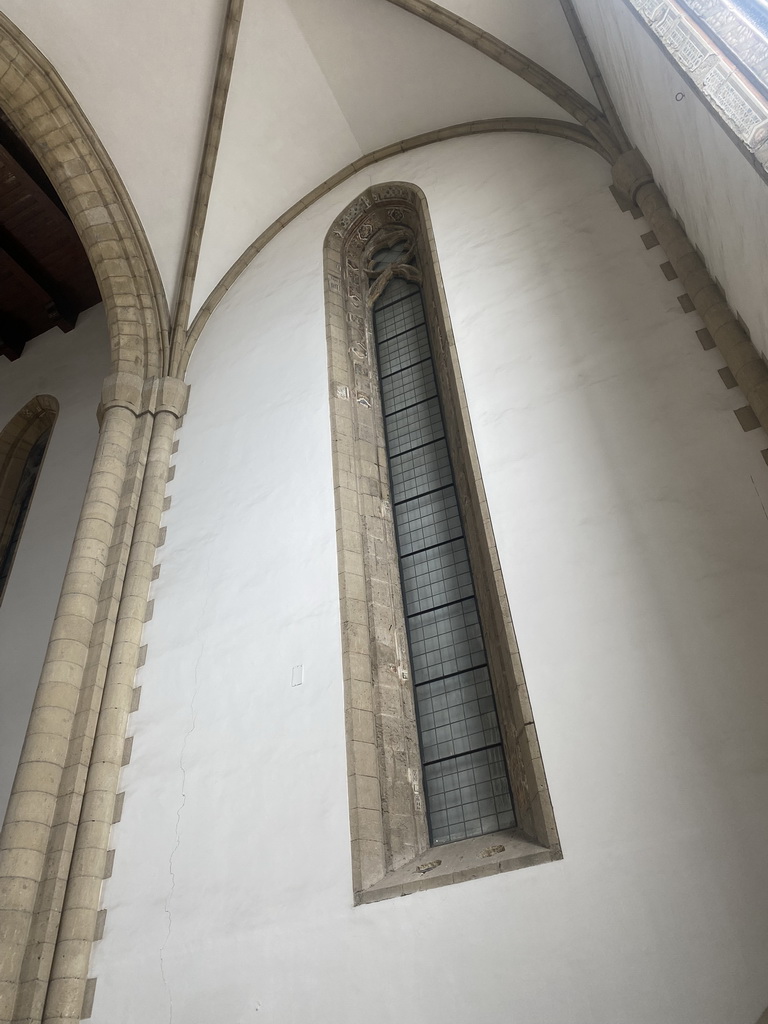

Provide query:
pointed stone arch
left=0, top=13, right=169, bottom=379
left=383, top=0, right=624, bottom=160
left=182, top=115, right=611, bottom=372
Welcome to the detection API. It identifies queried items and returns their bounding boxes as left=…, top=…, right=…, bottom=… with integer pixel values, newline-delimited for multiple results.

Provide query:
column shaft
left=41, top=381, right=184, bottom=1024
left=0, top=390, right=139, bottom=1024
left=13, top=408, right=155, bottom=1024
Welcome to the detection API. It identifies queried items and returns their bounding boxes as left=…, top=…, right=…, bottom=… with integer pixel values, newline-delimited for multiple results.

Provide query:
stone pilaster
left=613, top=149, right=768, bottom=432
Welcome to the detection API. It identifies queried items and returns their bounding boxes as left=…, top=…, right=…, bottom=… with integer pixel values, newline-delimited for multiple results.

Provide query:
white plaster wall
left=0, top=305, right=110, bottom=817
left=91, top=136, right=768, bottom=1024
left=572, top=0, right=768, bottom=360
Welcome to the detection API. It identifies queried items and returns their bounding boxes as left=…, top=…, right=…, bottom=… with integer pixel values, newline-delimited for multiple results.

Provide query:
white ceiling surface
left=439, top=0, right=597, bottom=103
left=0, top=0, right=223, bottom=307
left=191, top=0, right=582, bottom=317
left=283, top=0, right=575, bottom=149
left=2, top=0, right=602, bottom=324
left=572, top=0, right=768, bottom=360
left=189, top=0, right=362, bottom=318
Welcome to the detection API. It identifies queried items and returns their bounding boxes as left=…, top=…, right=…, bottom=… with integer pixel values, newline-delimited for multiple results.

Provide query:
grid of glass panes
left=372, top=257, right=515, bottom=845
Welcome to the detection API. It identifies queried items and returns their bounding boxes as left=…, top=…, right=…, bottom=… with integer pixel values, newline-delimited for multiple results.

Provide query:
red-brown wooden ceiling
left=0, top=111, right=100, bottom=361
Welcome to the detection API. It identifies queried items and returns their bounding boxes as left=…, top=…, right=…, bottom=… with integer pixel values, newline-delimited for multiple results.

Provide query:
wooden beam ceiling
left=0, top=112, right=100, bottom=361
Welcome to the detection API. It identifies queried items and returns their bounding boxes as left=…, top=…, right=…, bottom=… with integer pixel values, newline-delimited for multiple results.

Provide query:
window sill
left=355, top=829, right=561, bottom=904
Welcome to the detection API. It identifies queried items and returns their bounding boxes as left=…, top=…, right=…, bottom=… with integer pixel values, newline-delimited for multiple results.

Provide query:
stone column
left=0, top=373, right=143, bottom=1024
left=613, top=149, right=768, bottom=432
left=41, top=377, right=187, bottom=1024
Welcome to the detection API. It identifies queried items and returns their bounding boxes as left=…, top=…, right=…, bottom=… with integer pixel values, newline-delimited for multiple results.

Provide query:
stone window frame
left=0, top=394, right=58, bottom=605
left=324, top=183, right=561, bottom=904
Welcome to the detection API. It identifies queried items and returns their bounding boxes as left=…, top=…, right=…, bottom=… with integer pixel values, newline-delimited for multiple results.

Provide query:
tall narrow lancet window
left=370, top=243, right=515, bottom=844
left=325, top=184, right=560, bottom=901
left=0, top=395, right=58, bottom=604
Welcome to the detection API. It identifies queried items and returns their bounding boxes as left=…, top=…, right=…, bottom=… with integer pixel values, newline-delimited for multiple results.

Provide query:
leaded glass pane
left=371, top=251, right=515, bottom=845
left=385, top=397, right=444, bottom=456
left=400, top=539, right=474, bottom=616
left=407, top=597, right=486, bottom=684
left=392, top=485, right=463, bottom=556
left=415, top=667, right=501, bottom=763
left=390, top=439, right=453, bottom=503
left=423, top=746, right=515, bottom=845
left=381, top=359, right=436, bottom=413
left=377, top=323, right=431, bottom=377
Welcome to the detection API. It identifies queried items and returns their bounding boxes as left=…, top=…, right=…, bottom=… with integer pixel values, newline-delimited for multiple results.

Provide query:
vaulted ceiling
left=1, top=0, right=766, bottom=371
left=0, top=0, right=596, bottom=330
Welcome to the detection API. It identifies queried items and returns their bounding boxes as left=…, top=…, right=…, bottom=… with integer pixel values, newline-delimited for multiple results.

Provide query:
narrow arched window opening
left=0, top=395, right=58, bottom=604
left=325, top=184, right=560, bottom=901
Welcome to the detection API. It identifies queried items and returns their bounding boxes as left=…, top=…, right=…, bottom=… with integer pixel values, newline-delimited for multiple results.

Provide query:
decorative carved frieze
left=686, top=0, right=768, bottom=85
left=627, top=0, right=768, bottom=170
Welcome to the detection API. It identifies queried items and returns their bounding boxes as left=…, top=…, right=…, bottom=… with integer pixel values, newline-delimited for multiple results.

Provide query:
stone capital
left=140, top=376, right=189, bottom=418
left=156, top=375, right=189, bottom=418
left=98, top=374, right=189, bottom=426
left=99, top=371, right=145, bottom=417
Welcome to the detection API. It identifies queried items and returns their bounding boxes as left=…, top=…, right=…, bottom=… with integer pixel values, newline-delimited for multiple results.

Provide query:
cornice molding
left=681, top=0, right=768, bottom=95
